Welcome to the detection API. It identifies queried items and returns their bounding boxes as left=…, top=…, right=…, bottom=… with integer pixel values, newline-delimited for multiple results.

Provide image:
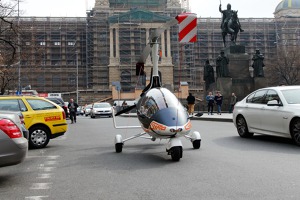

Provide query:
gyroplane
left=112, top=14, right=201, bottom=161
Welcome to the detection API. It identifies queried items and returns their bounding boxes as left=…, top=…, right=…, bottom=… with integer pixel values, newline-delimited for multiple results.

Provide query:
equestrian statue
left=219, top=3, right=244, bottom=47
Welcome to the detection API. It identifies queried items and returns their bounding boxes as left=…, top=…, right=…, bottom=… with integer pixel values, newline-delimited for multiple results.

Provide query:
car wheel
left=236, top=116, right=253, bottom=138
left=29, top=126, right=50, bottom=149
left=290, top=118, right=300, bottom=146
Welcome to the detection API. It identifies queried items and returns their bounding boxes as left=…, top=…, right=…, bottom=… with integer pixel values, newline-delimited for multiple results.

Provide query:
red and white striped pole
left=176, top=13, right=197, bottom=43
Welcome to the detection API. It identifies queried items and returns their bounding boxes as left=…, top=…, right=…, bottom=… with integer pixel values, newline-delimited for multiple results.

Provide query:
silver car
left=90, top=103, right=113, bottom=118
left=233, top=86, right=300, bottom=146
left=84, top=104, right=92, bottom=116
left=0, top=112, right=28, bottom=167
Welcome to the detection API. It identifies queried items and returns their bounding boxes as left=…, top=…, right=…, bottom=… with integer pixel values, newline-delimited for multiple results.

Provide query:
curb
left=119, top=113, right=233, bottom=123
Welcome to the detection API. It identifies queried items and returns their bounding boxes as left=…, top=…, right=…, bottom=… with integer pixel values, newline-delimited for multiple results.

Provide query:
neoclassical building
left=11, top=0, right=300, bottom=103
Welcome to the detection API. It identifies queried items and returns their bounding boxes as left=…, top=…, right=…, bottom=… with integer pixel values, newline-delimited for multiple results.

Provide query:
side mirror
left=267, top=100, right=282, bottom=106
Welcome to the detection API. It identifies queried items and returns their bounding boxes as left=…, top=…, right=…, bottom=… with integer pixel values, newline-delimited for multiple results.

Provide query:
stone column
left=109, top=28, right=114, bottom=59
left=115, top=28, right=120, bottom=60
left=166, top=28, right=172, bottom=64
left=145, top=28, right=151, bottom=65
left=161, top=31, right=166, bottom=58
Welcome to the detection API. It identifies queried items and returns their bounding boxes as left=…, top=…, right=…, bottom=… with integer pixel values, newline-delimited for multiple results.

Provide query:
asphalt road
left=1, top=116, right=300, bottom=200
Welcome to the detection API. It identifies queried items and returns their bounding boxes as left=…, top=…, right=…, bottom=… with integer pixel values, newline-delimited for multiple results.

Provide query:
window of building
left=54, top=42, right=61, bottom=46
left=40, top=42, right=46, bottom=46
left=52, top=76, right=61, bottom=86
left=68, top=41, right=76, bottom=46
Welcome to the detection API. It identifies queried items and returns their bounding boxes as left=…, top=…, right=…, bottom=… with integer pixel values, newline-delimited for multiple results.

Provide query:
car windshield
left=85, top=105, right=92, bottom=109
left=94, top=104, right=110, bottom=108
left=281, top=89, right=300, bottom=104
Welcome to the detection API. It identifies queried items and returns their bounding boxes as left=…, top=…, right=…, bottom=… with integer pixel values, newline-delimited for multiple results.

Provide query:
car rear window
left=282, top=89, right=300, bottom=104
left=27, top=99, right=57, bottom=110
left=0, top=99, right=28, bottom=112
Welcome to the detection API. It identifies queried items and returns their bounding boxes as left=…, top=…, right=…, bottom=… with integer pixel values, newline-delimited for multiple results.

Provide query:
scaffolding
left=5, top=0, right=299, bottom=100
left=16, top=17, right=87, bottom=93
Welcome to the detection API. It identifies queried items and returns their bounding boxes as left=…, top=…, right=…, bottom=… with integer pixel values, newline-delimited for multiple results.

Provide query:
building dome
left=275, top=0, right=300, bottom=15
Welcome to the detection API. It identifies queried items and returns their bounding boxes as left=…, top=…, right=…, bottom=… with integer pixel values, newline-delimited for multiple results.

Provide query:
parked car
left=46, top=97, right=69, bottom=118
left=64, top=102, right=70, bottom=117
left=0, top=96, right=68, bottom=149
left=0, top=111, right=29, bottom=140
left=84, top=104, right=92, bottom=116
left=90, top=102, right=113, bottom=118
left=233, top=86, right=300, bottom=146
left=0, top=113, right=28, bottom=167
left=77, top=106, right=83, bottom=116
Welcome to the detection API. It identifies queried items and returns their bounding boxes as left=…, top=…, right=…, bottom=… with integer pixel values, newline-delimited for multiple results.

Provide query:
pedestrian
left=122, top=100, right=127, bottom=109
left=68, top=98, right=79, bottom=124
left=229, top=93, right=237, bottom=113
left=186, top=93, right=196, bottom=116
left=214, top=91, right=223, bottom=115
left=206, top=92, right=215, bottom=115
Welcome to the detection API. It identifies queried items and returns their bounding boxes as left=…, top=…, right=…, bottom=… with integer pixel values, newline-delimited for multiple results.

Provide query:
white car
left=233, top=85, right=300, bottom=146
left=84, top=104, right=92, bottom=116
left=90, top=102, right=113, bottom=118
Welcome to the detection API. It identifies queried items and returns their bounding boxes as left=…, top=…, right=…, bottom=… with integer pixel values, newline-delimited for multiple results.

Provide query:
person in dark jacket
left=186, top=93, right=196, bottom=115
left=214, top=91, right=223, bottom=115
left=68, top=98, right=79, bottom=124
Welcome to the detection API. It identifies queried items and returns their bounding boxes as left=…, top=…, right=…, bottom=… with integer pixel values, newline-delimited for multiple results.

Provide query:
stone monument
left=216, top=3, right=268, bottom=107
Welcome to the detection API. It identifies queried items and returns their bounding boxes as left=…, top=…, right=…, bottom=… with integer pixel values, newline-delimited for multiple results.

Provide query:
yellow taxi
left=0, top=96, right=68, bottom=149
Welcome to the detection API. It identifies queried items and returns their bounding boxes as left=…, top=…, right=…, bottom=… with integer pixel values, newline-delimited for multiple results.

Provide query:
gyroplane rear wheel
left=115, top=143, right=123, bottom=153
left=192, top=140, right=201, bottom=149
left=171, top=146, right=182, bottom=161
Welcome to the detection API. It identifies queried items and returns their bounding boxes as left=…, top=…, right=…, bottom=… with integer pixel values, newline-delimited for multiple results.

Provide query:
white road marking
left=30, top=183, right=52, bottom=190
left=25, top=196, right=49, bottom=200
left=44, top=160, right=58, bottom=165
left=37, top=174, right=52, bottom=179
left=26, top=155, right=61, bottom=159
left=47, top=155, right=60, bottom=159
left=43, top=167, right=56, bottom=172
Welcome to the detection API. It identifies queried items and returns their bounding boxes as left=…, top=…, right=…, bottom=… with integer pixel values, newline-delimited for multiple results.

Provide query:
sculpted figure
left=216, top=50, right=230, bottom=77
left=203, top=59, right=215, bottom=91
left=219, top=3, right=244, bottom=33
left=252, top=49, right=265, bottom=77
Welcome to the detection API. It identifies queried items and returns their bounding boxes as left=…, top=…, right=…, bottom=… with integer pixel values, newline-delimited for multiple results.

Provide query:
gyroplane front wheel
left=171, top=146, right=182, bottom=161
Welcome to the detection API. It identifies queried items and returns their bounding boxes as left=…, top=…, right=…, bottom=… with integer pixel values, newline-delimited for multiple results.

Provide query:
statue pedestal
left=254, top=77, right=267, bottom=90
left=225, top=45, right=251, bottom=79
left=216, top=77, right=232, bottom=111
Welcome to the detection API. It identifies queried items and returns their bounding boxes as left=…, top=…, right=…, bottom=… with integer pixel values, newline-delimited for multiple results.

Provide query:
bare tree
left=0, top=1, right=19, bottom=94
left=266, top=46, right=300, bottom=86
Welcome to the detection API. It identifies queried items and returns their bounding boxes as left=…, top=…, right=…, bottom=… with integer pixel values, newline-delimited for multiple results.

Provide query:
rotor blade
left=138, top=18, right=178, bottom=63
left=151, top=19, right=177, bottom=41
left=138, top=44, right=152, bottom=63
left=115, top=104, right=137, bottom=116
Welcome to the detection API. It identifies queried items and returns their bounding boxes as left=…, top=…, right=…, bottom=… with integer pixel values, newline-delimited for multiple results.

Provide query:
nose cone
left=151, top=107, right=189, bottom=127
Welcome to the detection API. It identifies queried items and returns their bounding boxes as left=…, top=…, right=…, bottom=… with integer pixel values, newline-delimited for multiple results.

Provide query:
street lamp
left=76, top=50, right=79, bottom=104
left=17, top=0, right=21, bottom=94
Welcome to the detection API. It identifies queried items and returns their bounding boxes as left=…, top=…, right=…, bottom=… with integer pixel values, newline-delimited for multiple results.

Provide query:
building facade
left=10, top=0, right=300, bottom=103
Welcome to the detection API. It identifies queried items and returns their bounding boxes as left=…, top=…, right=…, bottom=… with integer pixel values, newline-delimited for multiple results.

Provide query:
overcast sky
left=17, top=0, right=282, bottom=18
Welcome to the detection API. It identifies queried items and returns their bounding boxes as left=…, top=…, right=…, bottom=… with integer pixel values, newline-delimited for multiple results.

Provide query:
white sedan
left=233, top=85, right=300, bottom=146
left=90, top=102, right=113, bottom=118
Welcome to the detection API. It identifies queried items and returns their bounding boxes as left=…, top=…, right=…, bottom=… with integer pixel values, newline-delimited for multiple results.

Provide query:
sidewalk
left=121, top=112, right=233, bottom=123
